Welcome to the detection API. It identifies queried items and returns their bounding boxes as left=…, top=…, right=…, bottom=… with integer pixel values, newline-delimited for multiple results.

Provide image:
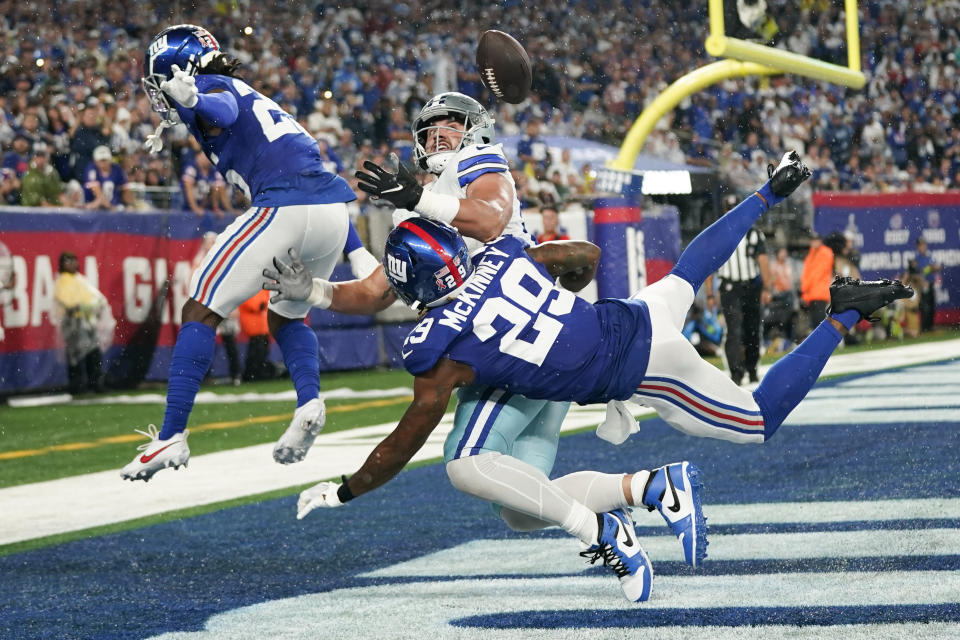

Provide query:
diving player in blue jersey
left=120, top=25, right=378, bottom=481
left=276, top=151, right=911, bottom=602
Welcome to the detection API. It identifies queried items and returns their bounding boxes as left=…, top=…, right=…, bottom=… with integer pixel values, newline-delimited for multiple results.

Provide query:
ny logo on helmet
left=148, top=35, right=168, bottom=58
left=387, top=255, right=407, bottom=283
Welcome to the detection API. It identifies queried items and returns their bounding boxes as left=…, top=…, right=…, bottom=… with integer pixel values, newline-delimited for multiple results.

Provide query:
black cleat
left=767, top=150, right=812, bottom=197
left=828, top=276, right=914, bottom=321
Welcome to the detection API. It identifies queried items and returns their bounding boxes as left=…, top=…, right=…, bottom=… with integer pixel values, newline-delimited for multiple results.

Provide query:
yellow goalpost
left=610, top=0, right=866, bottom=173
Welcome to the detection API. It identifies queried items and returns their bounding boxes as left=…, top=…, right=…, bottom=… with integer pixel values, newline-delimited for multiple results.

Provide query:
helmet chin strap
left=144, top=118, right=174, bottom=154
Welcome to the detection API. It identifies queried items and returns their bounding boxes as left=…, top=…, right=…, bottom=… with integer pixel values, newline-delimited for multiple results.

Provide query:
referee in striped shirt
left=704, top=195, right=772, bottom=385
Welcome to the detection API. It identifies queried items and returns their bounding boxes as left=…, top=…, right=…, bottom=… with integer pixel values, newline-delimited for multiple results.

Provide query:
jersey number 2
left=232, top=79, right=309, bottom=142
left=472, top=260, right=574, bottom=366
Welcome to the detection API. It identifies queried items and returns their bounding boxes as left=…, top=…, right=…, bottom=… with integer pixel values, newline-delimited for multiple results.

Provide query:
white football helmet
left=412, top=92, right=495, bottom=174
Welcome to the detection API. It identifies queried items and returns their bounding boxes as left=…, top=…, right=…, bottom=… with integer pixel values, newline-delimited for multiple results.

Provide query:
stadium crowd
left=0, top=0, right=956, bottom=215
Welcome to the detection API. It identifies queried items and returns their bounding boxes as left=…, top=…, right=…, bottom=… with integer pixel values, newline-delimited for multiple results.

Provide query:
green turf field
left=3, top=329, right=957, bottom=490
left=0, top=368, right=421, bottom=488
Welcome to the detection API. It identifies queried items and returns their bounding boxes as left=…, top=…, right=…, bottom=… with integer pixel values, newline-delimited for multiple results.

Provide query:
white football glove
left=297, top=481, right=344, bottom=519
left=160, top=64, right=199, bottom=108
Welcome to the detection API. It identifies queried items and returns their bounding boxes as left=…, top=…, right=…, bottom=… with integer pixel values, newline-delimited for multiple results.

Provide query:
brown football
left=476, top=30, right=532, bottom=104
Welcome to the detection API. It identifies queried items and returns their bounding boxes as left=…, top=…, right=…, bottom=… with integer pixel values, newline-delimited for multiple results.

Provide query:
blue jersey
left=175, top=74, right=355, bottom=208
left=401, top=236, right=653, bottom=404
left=83, top=162, right=127, bottom=206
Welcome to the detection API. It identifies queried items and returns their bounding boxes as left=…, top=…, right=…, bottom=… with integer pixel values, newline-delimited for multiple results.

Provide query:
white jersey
left=394, top=143, right=531, bottom=251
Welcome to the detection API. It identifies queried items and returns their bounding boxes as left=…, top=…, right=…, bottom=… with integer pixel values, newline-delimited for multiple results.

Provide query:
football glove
left=355, top=153, right=423, bottom=211
left=160, top=64, right=199, bottom=109
left=297, top=481, right=344, bottom=519
left=262, top=248, right=333, bottom=308
left=767, top=150, right=811, bottom=197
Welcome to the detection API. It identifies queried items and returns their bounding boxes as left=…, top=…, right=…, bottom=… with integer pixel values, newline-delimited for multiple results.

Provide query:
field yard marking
left=146, top=574, right=960, bottom=640
left=363, top=529, right=960, bottom=577
left=0, top=396, right=413, bottom=461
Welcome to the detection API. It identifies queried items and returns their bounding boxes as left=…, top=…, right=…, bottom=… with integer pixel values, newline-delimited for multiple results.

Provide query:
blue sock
left=275, top=320, right=320, bottom=407
left=829, top=308, right=860, bottom=331
left=160, top=322, right=216, bottom=440
left=669, top=182, right=782, bottom=292
left=753, top=320, right=843, bottom=441
left=344, top=222, right=363, bottom=253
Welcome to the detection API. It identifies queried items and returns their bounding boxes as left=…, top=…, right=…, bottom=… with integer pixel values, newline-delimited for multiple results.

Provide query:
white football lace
left=483, top=68, right=502, bottom=96
left=133, top=424, right=161, bottom=452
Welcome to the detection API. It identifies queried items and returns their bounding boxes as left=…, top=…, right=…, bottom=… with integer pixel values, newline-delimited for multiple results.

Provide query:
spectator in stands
left=0, top=167, right=20, bottom=205
left=765, top=247, right=797, bottom=347
left=3, top=133, right=32, bottom=177
left=914, top=237, right=941, bottom=332
left=83, top=145, right=130, bottom=211
left=800, top=230, right=834, bottom=333
left=53, top=251, right=107, bottom=394
left=69, top=101, right=109, bottom=182
left=181, top=150, right=228, bottom=218
left=20, top=142, right=64, bottom=207
left=517, top=116, right=549, bottom=176
left=536, top=205, right=569, bottom=243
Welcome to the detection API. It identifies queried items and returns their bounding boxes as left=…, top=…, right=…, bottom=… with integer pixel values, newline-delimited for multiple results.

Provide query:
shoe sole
left=684, top=462, right=709, bottom=568
left=121, top=458, right=189, bottom=482
left=272, top=413, right=325, bottom=464
left=623, top=546, right=654, bottom=603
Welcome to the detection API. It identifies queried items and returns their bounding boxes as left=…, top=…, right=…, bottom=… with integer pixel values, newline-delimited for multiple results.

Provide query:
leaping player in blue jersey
left=266, top=151, right=912, bottom=602
left=120, top=25, right=379, bottom=481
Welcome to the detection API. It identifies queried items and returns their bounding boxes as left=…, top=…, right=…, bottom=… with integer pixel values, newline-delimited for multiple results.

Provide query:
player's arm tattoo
left=346, top=359, right=475, bottom=498
left=527, top=240, right=602, bottom=292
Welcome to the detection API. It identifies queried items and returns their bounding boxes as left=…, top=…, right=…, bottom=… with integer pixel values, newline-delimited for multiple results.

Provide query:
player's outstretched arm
left=526, top=240, right=602, bottom=292
left=355, top=154, right=512, bottom=242
left=262, top=249, right=396, bottom=314
left=297, top=359, right=475, bottom=518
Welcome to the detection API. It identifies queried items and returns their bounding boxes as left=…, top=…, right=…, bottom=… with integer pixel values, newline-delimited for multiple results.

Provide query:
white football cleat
left=120, top=425, right=190, bottom=482
left=273, top=397, right=326, bottom=464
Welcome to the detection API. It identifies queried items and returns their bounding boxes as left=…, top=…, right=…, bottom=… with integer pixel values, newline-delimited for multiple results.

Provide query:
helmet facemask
left=412, top=92, right=496, bottom=173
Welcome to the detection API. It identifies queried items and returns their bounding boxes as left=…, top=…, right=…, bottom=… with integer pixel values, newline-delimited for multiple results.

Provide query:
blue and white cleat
left=580, top=509, right=653, bottom=602
left=640, top=461, right=708, bottom=567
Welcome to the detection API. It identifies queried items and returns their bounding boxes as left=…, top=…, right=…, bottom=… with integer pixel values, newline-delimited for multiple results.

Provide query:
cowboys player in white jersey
left=265, top=92, right=696, bottom=556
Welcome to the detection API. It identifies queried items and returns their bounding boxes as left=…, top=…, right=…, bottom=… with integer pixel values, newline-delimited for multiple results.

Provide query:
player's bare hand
left=160, top=64, right=199, bottom=108
left=354, top=153, right=423, bottom=210
left=297, top=481, right=344, bottom=519
left=262, top=248, right=312, bottom=303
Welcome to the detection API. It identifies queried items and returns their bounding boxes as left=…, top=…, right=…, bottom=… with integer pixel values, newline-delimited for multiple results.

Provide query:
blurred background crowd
left=0, top=0, right=956, bottom=215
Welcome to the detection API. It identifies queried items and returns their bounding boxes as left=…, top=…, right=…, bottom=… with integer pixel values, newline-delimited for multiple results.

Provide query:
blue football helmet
left=383, top=218, right=473, bottom=310
left=142, top=24, right=221, bottom=115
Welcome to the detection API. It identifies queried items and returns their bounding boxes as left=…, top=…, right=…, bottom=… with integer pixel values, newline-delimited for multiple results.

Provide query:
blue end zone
left=1, top=361, right=958, bottom=637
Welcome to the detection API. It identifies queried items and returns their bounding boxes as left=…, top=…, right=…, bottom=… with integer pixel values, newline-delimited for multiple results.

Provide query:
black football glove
left=355, top=153, right=423, bottom=210
left=767, top=150, right=812, bottom=198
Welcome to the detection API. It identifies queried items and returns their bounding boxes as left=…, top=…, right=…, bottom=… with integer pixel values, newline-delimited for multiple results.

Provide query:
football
left=476, top=30, right=532, bottom=104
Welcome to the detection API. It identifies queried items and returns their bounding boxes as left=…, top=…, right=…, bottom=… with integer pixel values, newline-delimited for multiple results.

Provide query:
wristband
left=306, top=278, right=333, bottom=309
left=348, top=247, right=381, bottom=279
left=413, top=190, right=460, bottom=224
left=337, top=475, right=355, bottom=503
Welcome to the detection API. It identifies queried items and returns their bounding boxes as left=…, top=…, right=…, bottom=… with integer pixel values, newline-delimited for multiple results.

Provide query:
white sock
left=553, top=471, right=631, bottom=512
left=629, top=470, right=654, bottom=508
left=561, top=502, right=600, bottom=545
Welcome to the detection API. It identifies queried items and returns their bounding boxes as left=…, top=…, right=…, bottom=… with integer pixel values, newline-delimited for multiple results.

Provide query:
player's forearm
left=449, top=197, right=511, bottom=242
left=328, top=267, right=395, bottom=314
left=529, top=240, right=601, bottom=290
left=345, top=397, right=448, bottom=499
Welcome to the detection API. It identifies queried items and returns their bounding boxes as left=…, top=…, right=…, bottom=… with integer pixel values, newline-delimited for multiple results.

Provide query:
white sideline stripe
left=362, top=529, right=960, bottom=577
left=0, top=405, right=610, bottom=546
left=704, top=497, right=960, bottom=525
left=6, top=385, right=416, bottom=408
left=147, top=576, right=960, bottom=640
left=1, top=339, right=958, bottom=546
